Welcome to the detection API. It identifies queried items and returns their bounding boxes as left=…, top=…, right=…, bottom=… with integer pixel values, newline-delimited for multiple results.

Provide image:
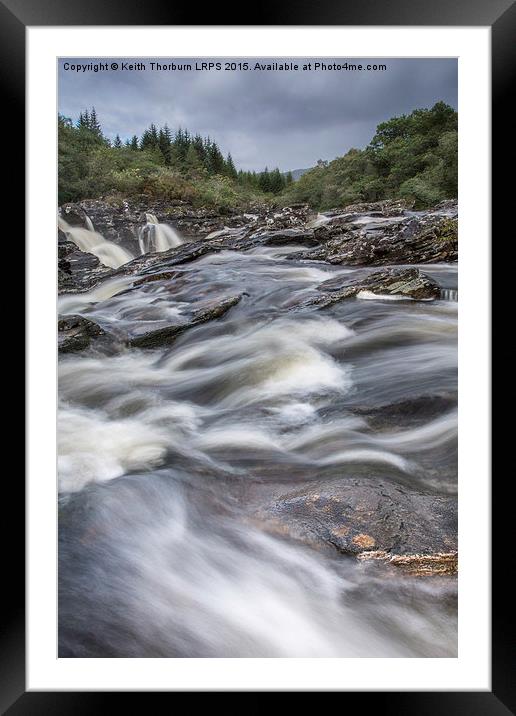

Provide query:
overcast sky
left=58, top=58, right=457, bottom=172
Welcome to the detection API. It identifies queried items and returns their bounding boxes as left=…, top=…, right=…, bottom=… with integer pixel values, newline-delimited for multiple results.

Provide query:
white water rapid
left=58, top=234, right=458, bottom=659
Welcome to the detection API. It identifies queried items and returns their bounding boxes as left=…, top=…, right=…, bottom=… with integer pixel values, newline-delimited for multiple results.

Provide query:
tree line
left=283, top=101, right=458, bottom=209
left=63, top=108, right=292, bottom=197
left=59, top=102, right=457, bottom=210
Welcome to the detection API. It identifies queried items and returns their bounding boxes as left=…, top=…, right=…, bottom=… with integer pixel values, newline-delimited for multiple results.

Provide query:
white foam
left=269, top=402, right=317, bottom=425
left=58, top=405, right=169, bottom=492
left=318, top=449, right=410, bottom=472
left=357, top=290, right=434, bottom=302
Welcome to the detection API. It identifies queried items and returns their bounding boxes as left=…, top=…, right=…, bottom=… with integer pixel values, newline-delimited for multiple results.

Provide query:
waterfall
left=58, top=216, right=134, bottom=270
left=307, top=213, right=331, bottom=228
left=85, top=215, right=95, bottom=232
left=138, top=213, right=183, bottom=255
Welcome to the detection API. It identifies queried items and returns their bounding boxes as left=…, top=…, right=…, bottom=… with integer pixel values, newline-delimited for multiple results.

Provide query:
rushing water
left=59, top=213, right=184, bottom=269
left=138, top=213, right=183, bottom=255
left=58, top=240, right=458, bottom=658
left=58, top=216, right=134, bottom=269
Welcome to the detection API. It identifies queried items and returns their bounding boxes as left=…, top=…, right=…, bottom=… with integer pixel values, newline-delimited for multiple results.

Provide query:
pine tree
left=140, top=124, right=159, bottom=151
left=114, top=134, right=122, bottom=149
left=89, top=107, right=102, bottom=138
left=184, top=143, right=203, bottom=175
left=269, top=167, right=285, bottom=194
left=206, top=142, right=225, bottom=175
left=172, top=127, right=192, bottom=164
left=158, top=126, right=172, bottom=164
left=130, top=135, right=139, bottom=150
left=259, top=167, right=271, bottom=193
left=193, top=134, right=206, bottom=163
left=224, top=153, right=238, bottom=179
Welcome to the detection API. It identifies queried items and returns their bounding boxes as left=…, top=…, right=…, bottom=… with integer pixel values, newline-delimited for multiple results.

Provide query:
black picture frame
left=5, top=0, right=508, bottom=710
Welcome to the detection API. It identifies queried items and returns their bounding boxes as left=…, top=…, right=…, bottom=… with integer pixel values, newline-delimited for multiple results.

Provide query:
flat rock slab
left=128, top=294, right=243, bottom=349
left=252, top=477, right=457, bottom=575
left=247, top=227, right=318, bottom=247
left=291, top=215, right=458, bottom=266
left=292, top=268, right=441, bottom=311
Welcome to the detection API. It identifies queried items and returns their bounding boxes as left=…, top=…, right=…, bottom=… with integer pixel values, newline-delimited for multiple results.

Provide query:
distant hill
left=284, top=167, right=312, bottom=181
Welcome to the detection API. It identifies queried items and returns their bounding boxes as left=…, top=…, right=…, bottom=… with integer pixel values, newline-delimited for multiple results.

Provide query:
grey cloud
left=58, top=58, right=457, bottom=172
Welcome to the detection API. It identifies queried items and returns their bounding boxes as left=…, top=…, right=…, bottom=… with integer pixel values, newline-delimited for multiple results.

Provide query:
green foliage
left=58, top=107, right=281, bottom=208
left=282, top=102, right=457, bottom=210
left=59, top=102, right=457, bottom=210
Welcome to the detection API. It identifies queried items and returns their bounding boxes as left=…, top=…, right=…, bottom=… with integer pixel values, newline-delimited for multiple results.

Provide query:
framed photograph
left=6, top=0, right=507, bottom=708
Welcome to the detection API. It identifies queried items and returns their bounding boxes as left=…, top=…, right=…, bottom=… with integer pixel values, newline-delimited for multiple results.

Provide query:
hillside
left=281, top=101, right=457, bottom=210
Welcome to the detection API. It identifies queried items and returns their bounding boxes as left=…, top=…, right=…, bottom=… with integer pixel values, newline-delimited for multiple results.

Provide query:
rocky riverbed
left=58, top=197, right=458, bottom=657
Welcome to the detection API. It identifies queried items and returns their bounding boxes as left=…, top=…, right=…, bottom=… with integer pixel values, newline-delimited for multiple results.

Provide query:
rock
left=58, top=241, right=104, bottom=292
left=58, top=267, right=77, bottom=292
left=357, top=550, right=457, bottom=577
left=113, top=227, right=316, bottom=279
left=293, top=268, right=440, bottom=311
left=57, top=201, right=458, bottom=300
left=252, top=476, right=457, bottom=574
left=59, top=203, right=91, bottom=228
left=58, top=228, right=69, bottom=244
left=57, top=200, right=313, bottom=254
left=342, top=198, right=415, bottom=216
left=351, top=394, right=457, bottom=430
left=129, top=294, right=243, bottom=349
left=57, top=240, right=111, bottom=294
left=58, top=314, right=107, bottom=353
left=431, top=199, right=458, bottom=216
left=247, top=227, right=318, bottom=247
left=291, top=214, right=458, bottom=266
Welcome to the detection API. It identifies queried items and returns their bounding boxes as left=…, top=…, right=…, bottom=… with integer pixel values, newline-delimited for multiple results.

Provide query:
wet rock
left=113, top=226, right=314, bottom=279
left=58, top=314, right=107, bottom=353
left=431, top=199, right=458, bottom=216
left=294, top=268, right=440, bottom=310
left=357, top=550, right=457, bottom=576
left=59, top=203, right=91, bottom=228
left=342, top=198, right=415, bottom=216
left=248, top=227, right=317, bottom=247
left=58, top=267, right=77, bottom=292
left=292, top=213, right=458, bottom=266
left=58, top=241, right=104, bottom=292
left=253, top=476, right=457, bottom=571
left=129, top=294, right=243, bottom=349
left=58, top=199, right=313, bottom=251
left=69, top=198, right=251, bottom=247
left=351, top=394, right=457, bottom=430
left=259, top=204, right=311, bottom=229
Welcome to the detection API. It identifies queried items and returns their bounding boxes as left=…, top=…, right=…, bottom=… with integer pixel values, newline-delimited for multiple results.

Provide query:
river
left=58, top=221, right=458, bottom=658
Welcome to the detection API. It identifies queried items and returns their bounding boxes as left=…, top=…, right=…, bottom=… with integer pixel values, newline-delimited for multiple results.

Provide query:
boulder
left=58, top=241, right=104, bottom=292
left=252, top=476, right=457, bottom=575
left=58, top=314, right=107, bottom=353
left=293, top=268, right=441, bottom=310
left=59, top=203, right=91, bottom=228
